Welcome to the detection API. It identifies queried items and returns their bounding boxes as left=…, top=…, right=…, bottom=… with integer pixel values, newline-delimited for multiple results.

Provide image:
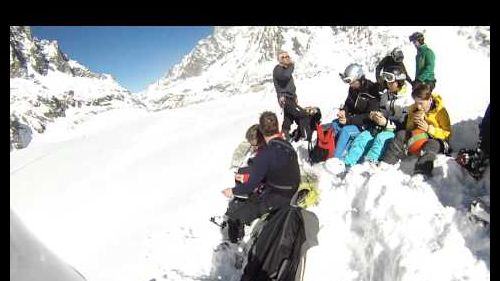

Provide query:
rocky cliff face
left=10, top=26, right=145, bottom=150
left=139, top=26, right=490, bottom=112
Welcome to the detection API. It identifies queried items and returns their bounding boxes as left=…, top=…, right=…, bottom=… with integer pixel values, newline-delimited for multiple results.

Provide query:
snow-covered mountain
left=139, top=26, right=490, bottom=112
left=10, top=26, right=490, bottom=281
left=10, top=26, right=145, bottom=150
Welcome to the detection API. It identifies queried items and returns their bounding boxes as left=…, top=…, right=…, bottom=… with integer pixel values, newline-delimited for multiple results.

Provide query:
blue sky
left=31, top=26, right=214, bottom=93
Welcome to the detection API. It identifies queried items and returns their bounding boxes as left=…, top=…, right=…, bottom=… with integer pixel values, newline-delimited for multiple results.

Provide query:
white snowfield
left=10, top=26, right=489, bottom=281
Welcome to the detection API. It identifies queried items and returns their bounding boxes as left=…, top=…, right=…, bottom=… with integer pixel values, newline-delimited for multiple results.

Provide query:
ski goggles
left=339, top=73, right=355, bottom=84
left=381, top=71, right=406, bottom=83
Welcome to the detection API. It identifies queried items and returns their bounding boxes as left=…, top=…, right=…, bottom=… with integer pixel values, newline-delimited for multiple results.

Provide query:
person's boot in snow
left=456, top=148, right=489, bottom=180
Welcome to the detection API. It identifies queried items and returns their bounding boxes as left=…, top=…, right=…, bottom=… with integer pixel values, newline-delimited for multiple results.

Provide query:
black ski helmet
left=409, top=32, right=424, bottom=44
left=391, top=47, right=404, bottom=62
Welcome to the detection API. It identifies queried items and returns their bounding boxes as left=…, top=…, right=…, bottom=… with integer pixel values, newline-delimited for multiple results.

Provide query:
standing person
left=344, top=66, right=413, bottom=166
left=381, top=84, right=451, bottom=176
left=273, top=51, right=312, bottom=141
left=333, top=63, right=380, bottom=159
left=222, top=111, right=300, bottom=243
left=409, top=31, right=437, bottom=90
left=375, top=47, right=413, bottom=87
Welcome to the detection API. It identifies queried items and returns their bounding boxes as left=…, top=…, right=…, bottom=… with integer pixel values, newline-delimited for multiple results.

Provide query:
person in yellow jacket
left=381, top=83, right=451, bottom=176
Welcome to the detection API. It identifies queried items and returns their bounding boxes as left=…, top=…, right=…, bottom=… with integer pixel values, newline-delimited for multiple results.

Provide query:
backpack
left=308, top=123, right=335, bottom=164
left=240, top=205, right=319, bottom=281
left=289, top=107, right=322, bottom=142
left=304, top=106, right=322, bottom=133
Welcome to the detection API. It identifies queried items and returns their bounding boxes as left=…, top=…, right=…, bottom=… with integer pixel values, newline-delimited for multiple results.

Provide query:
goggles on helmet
left=339, top=73, right=355, bottom=84
left=381, top=71, right=406, bottom=83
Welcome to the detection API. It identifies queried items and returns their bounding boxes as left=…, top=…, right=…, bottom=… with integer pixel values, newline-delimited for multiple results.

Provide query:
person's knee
left=422, top=139, right=441, bottom=154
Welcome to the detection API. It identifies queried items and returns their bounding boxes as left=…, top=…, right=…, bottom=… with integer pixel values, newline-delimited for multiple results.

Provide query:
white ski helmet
left=339, top=63, right=364, bottom=84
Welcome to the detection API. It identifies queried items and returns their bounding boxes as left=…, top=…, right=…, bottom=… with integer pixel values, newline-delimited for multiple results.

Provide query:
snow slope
left=11, top=26, right=489, bottom=281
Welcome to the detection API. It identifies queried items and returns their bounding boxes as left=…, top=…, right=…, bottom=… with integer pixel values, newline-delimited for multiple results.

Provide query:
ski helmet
left=409, top=32, right=424, bottom=43
left=391, top=47, right=404, bottom=62
left=407, top=129, right=429, bottom=155
left=339, top=63, right=364, bottom=84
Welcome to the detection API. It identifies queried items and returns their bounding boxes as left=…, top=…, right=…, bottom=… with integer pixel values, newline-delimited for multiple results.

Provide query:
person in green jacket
left=409, top=32, right=436, bottom=91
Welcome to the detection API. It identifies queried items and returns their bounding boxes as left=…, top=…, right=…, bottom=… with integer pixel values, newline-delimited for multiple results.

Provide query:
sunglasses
left=280, top=55, right=290, bottom=59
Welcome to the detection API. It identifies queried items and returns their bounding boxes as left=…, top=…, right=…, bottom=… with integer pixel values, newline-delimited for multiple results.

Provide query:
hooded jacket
left=406, top=93, right=451, bottom=141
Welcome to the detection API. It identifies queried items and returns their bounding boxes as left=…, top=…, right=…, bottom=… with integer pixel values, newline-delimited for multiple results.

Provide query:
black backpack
left=240, top=204, right=319, bottom=281
left=305, top=106, right=322, bottom=135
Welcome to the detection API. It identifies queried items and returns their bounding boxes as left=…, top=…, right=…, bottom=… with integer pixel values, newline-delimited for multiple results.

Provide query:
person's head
left=391, top=47, right=404, bottom=63
left=411, top=83, right=433, bottom=112
left=339, top=63, right=364, bottom=89
left=409, top=32, right=425, bottom=47
left=246, top=124, right=264, bottom=147
left=277, top=51, right=291, bottom=65
left=381, top=66, right=406, bottom=93
left=259, top=111, right=279, bottom=138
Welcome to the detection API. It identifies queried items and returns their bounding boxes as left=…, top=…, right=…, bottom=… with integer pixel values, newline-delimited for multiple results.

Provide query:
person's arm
left=427, top=107, right=451, bottom=141
left=232, top=150, right=270, bottom=196
left=375, top=57, right=387, bottom=81
left=399, top=62, right=413, bottom=83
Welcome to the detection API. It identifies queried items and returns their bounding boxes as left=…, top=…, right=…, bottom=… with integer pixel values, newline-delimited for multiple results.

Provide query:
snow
left=11, top=26, right=489, bottom=281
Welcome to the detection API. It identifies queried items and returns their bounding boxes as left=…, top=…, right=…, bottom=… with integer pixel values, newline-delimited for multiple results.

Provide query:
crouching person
left=381, top=83, right=451, bottom=176
left=222, top=111, right=300, bottom=243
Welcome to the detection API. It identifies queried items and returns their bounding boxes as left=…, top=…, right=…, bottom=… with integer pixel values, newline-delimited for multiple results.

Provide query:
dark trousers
left=225, top=191, right=293, bottom=242
left=382, top=129, right=448, bottom=174
left=414, top=80, right=436, bottom=91
left=282, top=99, right=311, bottom=140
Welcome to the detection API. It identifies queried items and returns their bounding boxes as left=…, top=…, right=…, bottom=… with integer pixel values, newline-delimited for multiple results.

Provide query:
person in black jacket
left=333, top=63, right=381, bottom=159
left=222, top=111, right=301, bottom=243
left=273, top=51, right=312, bottom=141
left=375, top=47, right=413, bottom=88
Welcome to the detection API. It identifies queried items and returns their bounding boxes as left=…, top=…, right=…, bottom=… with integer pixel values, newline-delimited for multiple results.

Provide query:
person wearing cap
left=272, top=51, right=312, bottom=142
left=333, top=63, right=381, bottom=160
left=343, top=66, right=413, bottom=166
left=375, top=47, right=413, bottom=88
left=409, top=31, right=437, bottom=90
left=381, top=83, right=451, bottom=177
left=222, top=111, right=300, bottom=243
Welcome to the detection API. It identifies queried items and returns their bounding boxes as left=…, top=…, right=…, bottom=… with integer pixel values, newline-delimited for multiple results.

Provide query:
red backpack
left=308, top=123, right=335, bottom=163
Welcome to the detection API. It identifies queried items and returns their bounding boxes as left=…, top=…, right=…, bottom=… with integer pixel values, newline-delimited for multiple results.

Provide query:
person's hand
left=370, top=111, right=386, bottom=126
left=338, top=116, right=347, bottom=125
left=337, top=110, right=346, bottom=119
left=235, top=174, right=245, bottom=183
left=413, top=109, right=425, bottom=121
left=279, top=96, right=286, bottom=107
left=222, top=188, right=233, bottom=198
left=415, top=118, right=429, bottom=132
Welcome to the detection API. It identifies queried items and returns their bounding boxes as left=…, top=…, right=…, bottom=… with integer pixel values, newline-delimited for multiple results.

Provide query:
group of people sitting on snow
left=272, top=31, right=489, bottom=177
left=219, top=31, right=490, bottom=246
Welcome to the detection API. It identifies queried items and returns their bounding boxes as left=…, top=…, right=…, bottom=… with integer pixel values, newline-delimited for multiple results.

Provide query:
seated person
left=381, top=83, right=451, bottom=176
left=344, top=66, right=413, bottom=166
left=333, top=63, right=380, bottom=160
